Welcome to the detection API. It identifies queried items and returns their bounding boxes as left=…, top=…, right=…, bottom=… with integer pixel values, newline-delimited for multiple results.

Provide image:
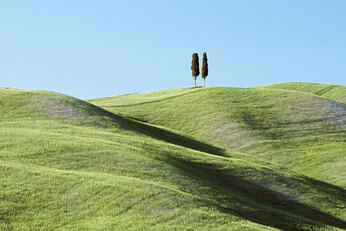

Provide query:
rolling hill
left=89, top=83, right=346, bottom=188
left=252, top=82, right=346, bottom=104
left=1, top=85, right=345, bottom=230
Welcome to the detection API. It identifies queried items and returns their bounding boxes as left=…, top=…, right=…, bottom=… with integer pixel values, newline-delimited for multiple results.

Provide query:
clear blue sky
left=1, top=0, right=345, bottom=99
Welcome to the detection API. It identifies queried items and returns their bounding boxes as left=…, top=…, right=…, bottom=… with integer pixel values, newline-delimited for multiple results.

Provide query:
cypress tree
left=191, top=53, right=200, bottom=88
left=201, top=52, right=208, bottom=87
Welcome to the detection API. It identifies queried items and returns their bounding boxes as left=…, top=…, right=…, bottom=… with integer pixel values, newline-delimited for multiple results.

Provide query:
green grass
left=1, top=86, right=346, bottom=230
left=89, top=83, right=346, bottom=188
left=253, top=82, right=346, bottom=104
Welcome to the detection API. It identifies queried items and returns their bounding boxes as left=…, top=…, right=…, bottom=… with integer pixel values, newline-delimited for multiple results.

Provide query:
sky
left=1, top=0, right=345, bottom=99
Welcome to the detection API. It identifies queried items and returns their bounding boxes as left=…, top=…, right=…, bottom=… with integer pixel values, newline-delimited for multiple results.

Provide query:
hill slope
left=253, top=82, right=346, bottom=104
left=89, top=83, right=346, bottom=187
left=1, top=87, right=346, bottom=230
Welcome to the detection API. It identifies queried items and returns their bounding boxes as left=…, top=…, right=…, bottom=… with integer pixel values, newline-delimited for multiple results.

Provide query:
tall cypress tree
left=201, top=52, right=208, bottom=87
left=191, top=53, right=200, bottom=88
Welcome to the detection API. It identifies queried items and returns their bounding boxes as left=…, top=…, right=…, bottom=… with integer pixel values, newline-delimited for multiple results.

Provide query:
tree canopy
left=191, top=53, right=200, bottom=88
left=201, top=52, right=208, bottom=87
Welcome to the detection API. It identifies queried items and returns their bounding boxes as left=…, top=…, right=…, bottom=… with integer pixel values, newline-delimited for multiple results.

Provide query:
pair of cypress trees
left=191, top=52, right=208, bottom=88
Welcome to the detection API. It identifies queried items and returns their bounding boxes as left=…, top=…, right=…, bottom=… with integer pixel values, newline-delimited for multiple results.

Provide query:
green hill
left=253, top=82, right=346, bottom=104
left=89, top=83, right=346, bottom=188
left=1, top=86, right=346, bottom=230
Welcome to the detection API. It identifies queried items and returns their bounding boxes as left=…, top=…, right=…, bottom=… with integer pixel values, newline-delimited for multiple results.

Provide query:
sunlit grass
left=1, top=86, right=345, bottom=230
left=90, top=83, right=346, bottom=187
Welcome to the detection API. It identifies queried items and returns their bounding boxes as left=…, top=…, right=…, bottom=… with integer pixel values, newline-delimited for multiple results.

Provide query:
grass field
left=1, top=83, right=346, bottom=230
left=89, top=83, right=346, bottom=188
left=253, top=82, right=346, bottom=104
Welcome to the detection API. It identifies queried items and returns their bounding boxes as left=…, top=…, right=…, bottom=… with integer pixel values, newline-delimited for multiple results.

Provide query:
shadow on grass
left=84, top=101, right=346, bottom=230
left=124, top=118, right=226, bottom=156
left=161, top=155, right=346, bottom=231
left=85, top=101, right=227, bottom=156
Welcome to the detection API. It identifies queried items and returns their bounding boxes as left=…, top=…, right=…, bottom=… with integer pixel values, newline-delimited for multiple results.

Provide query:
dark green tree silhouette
left=191, top=53, right=200, bottom=88
left=201, top=52, right=208, bottom=87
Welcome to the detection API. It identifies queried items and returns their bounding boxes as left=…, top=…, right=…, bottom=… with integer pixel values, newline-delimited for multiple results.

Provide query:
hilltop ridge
left=252, top=82, right=345, bottom=104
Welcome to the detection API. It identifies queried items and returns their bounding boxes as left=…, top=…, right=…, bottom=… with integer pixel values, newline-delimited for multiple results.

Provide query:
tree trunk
left=204, top=78, right=205, bottom=87
left=194, top=78, right=196, bottom=88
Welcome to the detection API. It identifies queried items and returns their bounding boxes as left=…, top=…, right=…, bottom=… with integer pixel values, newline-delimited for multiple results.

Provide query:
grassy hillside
left=1, top=87, right=346, bottom=230
left=89, top=83, right=346, bottom=188
left=253, top=82, right=346, bottom=104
